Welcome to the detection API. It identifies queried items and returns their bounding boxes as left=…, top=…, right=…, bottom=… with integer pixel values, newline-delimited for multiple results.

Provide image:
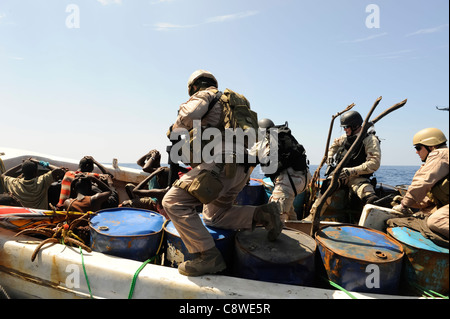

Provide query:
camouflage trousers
left=162, top=162, right=255, bottom=254
left=269, top=168, right=311, bottom=221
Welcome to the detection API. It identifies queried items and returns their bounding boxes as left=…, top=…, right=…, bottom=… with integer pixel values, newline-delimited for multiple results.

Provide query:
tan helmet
left=413, top=128, right=447, bottom=146
left=187, top=69, right=218, bottom=96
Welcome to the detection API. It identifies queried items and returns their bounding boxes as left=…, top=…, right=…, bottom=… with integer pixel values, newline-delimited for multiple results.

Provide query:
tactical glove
left=338, top=168, right=357, bottom=184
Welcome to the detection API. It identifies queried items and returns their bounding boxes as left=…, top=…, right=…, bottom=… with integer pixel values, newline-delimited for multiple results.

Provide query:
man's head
left=79, top=156, right=94, bottom=172
left=413, top=127, right=447, bottom=162
left=340, top=111, right=363, bottom=136
left=21, top=160, right=38, bottom=180
left=187, top=70, right=218, bottom=96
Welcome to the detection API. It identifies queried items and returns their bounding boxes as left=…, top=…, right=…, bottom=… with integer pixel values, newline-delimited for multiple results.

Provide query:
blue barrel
left=233, top=228, right=316, bottom=286
left=89, top=207, right=166, bottom=262
left=387, top=227, right=449, bottom=295
left=164, top=217, right=236, bottom=270
left=235, top=180, right=268, bottom=205
left=316, top=225, right=404, bottom=294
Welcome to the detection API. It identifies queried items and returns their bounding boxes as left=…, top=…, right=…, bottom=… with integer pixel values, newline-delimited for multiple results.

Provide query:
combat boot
left=253, top=202, right=283, bottom=241
left=178, top=246, right=226, bottom=277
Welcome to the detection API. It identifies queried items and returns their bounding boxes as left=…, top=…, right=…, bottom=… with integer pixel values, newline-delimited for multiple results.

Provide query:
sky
left=0, top=0, right=448, bottom=167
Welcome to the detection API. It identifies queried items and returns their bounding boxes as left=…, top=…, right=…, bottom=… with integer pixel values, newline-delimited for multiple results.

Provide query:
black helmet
left=340, top=111, right=363, bottom=130
left=258, top=118, right=275, bottom=129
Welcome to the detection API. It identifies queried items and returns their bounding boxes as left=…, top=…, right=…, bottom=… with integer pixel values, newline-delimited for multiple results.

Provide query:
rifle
left=166, top=142, right=180, bottom=186
left=303, top=103, right=355, bottom=216
left=310, top=97, right=407, bottom=237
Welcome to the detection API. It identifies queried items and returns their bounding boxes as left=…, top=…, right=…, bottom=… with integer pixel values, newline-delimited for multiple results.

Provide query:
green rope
left=128, top=222, right=168, bottom=299
left=409, top=281, right=448, bottom=299
left=128, top=256, right=156, bottom=299
left=327, top=279, right=358, bottom=299
left=79, top=246, right=93, bottom=299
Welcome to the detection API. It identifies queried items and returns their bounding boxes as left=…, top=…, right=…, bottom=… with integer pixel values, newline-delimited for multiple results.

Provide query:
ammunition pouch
left=173, top=165, right=224, bottom=204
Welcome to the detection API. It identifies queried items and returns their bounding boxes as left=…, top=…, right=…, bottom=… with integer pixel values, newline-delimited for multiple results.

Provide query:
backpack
left=219, top=88, right=258, bottom=133
left=187, top=88, right=258, bottom=166
left=275, top=123, right=308, bottom=173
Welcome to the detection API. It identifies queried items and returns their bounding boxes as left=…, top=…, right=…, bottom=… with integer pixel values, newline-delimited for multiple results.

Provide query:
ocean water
left=120, top=163, right=420, bottom=187
left=252, top=164, right=419, bottom=187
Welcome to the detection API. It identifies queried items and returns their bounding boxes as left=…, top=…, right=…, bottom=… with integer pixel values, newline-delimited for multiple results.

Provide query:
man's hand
left=392, top=203, right=414, bottom=216
left=338, top=168, right=357, bottom=184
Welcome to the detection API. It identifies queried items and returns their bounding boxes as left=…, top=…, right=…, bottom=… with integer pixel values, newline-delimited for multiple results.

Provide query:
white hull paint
left=0, top=227, right=415, bottom=299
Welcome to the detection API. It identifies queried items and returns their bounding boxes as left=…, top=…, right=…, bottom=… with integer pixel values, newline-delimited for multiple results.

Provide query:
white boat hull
left=0, top=227, right=417, bottom=299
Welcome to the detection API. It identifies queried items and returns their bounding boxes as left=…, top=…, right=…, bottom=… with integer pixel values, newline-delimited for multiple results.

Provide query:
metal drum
left=316, top=225, right=404, bottom=294
left=233, top=227, right=316, bottom=286
left=387, top=226, right=449, bottom=295
left=164, top=217, right=236, bottom=270
left=89, top=207, right=166, bottom=262
left=235, top=180, right=268, bottom=205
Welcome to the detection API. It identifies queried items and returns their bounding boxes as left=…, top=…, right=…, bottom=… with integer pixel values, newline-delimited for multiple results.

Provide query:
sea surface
left=119, top=163, right=420, bottom=187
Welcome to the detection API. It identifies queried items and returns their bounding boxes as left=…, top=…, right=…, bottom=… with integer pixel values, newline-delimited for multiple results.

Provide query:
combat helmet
left=340, top=111, right=363, bottom=130
left=187, top=70, right=218, bottom=96
left=258, top=118, right=275, bottom=129
left=413, top=128, right=447, bottom=147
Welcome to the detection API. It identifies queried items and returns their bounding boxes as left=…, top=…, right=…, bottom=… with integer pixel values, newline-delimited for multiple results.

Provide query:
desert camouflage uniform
left=162, top=87, right=256, bottom=254
left=328, top=132, right=381, bottom=200
left=401, top=147, right=449, bottom=238
left=250, top=137, right=311, bottom=221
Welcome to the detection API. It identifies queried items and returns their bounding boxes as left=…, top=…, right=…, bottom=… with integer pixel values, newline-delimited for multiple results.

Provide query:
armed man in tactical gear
left=388, top=128, right=449, bottom=243
left=326, top=110, right=381, bottom=205
left=251, top=118, right=311, bottom=222
left=162, top=70, right=282, bottom=277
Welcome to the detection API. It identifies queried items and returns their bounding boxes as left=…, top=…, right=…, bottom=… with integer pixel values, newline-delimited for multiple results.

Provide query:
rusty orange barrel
left=316, top=225, right=404, bottom=294
left=387, top=226, right=449, bottom=295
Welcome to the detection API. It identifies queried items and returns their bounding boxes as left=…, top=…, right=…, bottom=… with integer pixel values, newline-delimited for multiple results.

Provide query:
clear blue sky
left=1, top=0, right=448, bottom=166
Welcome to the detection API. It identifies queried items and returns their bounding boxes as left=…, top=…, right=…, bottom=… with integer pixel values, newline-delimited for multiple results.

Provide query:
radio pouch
left=188, top=169, right=223, bottom=204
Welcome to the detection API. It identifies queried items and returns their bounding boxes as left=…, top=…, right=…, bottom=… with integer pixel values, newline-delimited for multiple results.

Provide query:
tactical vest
left=335, top=132, right=378, bottom=178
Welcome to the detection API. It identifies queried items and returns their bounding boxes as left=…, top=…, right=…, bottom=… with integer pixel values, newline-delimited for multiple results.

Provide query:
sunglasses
left=414, top=145, right=423, bottom=151
left=342, top=125, right=352, bottom=129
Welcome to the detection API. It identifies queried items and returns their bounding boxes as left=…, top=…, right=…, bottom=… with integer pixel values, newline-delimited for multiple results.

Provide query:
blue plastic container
left=89, top=207, right=166, bottom=262
left=164, top=217, right=236, bottom=269
left=387, top=227, right=449, bottom=295
left=316, top=225, right=404, bottom=294
left=233, top=228, right=316, bottom=286
left=235, top=179, right=268, bottom=205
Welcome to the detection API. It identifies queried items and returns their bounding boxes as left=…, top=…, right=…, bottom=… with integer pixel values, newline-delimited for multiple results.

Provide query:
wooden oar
left=303, top=103, right=355, bottom=216
left=310, top=97, right=407, bottom=237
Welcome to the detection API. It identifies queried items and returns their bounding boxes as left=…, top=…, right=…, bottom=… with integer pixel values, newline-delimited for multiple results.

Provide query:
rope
left=0, top=284, right=11, bottom=299
left=409, top=281, right=448, bottom=299
left=127, top=256, right=156, bottom=299
left=327, top=279, right=358, bottom=299
left=127, top=220, right=168, bottom=299
left=320, top=276, right=357, bottom=299
left=79, top=246, right=93, bottom=299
